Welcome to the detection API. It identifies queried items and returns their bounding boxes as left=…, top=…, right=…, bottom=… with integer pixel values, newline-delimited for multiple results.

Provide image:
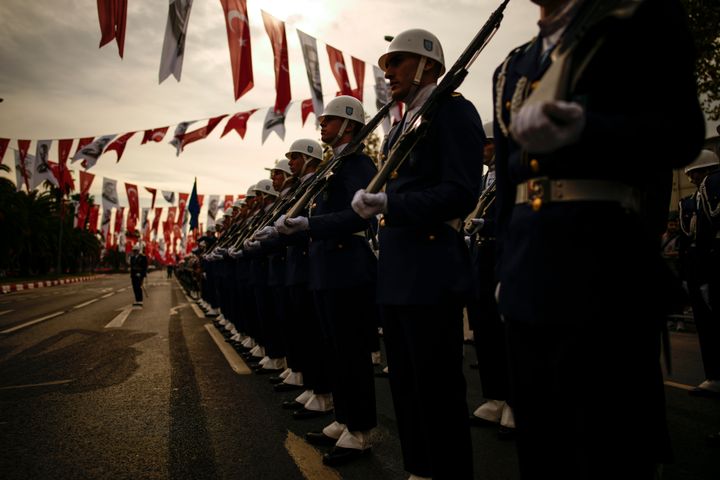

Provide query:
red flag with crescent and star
left=220, top=0, right=254, bottom=101
left=105, top=131, right=136, bottom=162
left=125, top=182, right=140, bottom=232
left=221, top=109, right=258, bottom=139
left=141, top=127, right=169, bottom=144
left=261, top=10, right=291, bottom=114
left=97, top=0, right=128, bottom=58
left=326, top=45, right=352, bottom=96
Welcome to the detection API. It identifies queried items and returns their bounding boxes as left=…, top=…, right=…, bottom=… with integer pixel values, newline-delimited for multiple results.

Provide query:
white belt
left=515, top=177, right=639, bottom=212
left=353, top=231, right=366, bottom=237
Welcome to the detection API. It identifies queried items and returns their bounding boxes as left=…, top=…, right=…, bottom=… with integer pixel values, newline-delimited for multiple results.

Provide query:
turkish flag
left=224, top=195, right=234, bottom=210
left=114, top=206, right=125, bottom=234
left=125, top=182, right=140, bottom=232
left=145, top=187, right=157, bottom=209
left=0, top=138, right=9, bottom=165
left=261, top=10, right=291, bottom=114
left=220, top=0, right=254, bottom=101
left=88, top=204, right=100, bottom=233
left=351, top=56, right=365, bottom=101
left=300, top=99, right=314, bottom=126
left=152, top=207, right=163, bottom=238
left=97, top=0, right=128, bottom=58
left=141, top=127, right=169, bottom=144
left=177, top=193, right=189, bottom=226
left=221, top=109, right=257, bottom=139
left=326, top=45, right=352, bottom=96
left=105, top=131, right=136, bottom=162
left=180, top=115, right=227, bottom=152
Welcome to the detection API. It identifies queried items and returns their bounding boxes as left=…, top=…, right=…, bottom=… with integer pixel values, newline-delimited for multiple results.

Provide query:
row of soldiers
left=188, top=0, right=711, bottom=478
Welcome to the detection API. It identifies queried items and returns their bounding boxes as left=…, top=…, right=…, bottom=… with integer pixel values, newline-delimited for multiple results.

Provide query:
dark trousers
left=382, top=296, right=473, bottom=479
left=314, top=286, right=377, bottom=432
left=131, top=274, right=144, bottom=302
left=688, top=279, right=720, bottom=380
left=505, top=315, right=669, bottom=480
left=466, top=296, right=509, bottom=401
left=286, top=285, right=331, bottom=393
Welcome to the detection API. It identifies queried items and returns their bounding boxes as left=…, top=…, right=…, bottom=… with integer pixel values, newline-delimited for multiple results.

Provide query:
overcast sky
left=0, top=0, right=716, bottom=216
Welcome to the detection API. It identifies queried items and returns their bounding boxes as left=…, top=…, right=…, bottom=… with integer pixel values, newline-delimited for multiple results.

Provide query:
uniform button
left=338, top=244, right=343, bottom=249
left=532, top=197, right=542, bottom=211
left=381, top=154, right=387, bottom=161
left=530, top=159, right=540, bottom=172
left=379, top=218, right=386, bottom=227
left=530, top=80, right=540, bottom=91
left=302, top=251, right=307, bottom=256
left=311, top=203, right=317, bottom=209
left=390, top=171, right=399, bottom=180
left=428, top=235, right=436, bottom=241
left=505, top=100, right=511, bottom=109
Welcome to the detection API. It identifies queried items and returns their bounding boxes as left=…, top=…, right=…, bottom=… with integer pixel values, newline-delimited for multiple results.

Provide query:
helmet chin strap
left=405, top=56, right=428, bottom=105
left=330, top=118, right=350, bottom=147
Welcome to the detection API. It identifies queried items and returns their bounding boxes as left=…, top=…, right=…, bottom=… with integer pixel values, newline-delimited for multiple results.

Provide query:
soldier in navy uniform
left=465, top=122, right=515, bottom=439
left=492, top=1, right=705, bottom=478
left=679, top=150, right=720, bottom=398
left=129, top=243, right=148, bottom=306
left=276, top=96, right=379, bottom=467
left=352, top=29, right=483, bottom=480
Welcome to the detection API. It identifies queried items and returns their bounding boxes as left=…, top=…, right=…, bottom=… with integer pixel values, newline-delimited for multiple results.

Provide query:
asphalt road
left=0, top=271, right=717, bottom=479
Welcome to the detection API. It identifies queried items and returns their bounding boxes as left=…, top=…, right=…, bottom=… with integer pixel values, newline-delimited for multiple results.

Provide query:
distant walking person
left=130, top=243, right=148, bottom=306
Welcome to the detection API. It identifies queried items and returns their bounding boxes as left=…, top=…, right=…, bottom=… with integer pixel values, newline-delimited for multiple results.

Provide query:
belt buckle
left=526, top=177, right=550, bottom=211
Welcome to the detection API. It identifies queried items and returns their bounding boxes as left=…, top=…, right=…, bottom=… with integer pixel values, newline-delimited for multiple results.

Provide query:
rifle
left=282, top=99, right=396, bottom=220
left=365, top=0, right=510, bottom=194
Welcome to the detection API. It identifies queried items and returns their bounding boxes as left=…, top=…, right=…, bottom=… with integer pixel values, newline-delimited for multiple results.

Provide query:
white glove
left=510, top=100, right=585, bottom=153
left=228, top=247, right=244, bottom=259
left=254, top=225, right=279, bottom=241
left=700, top=283, right=711, bottom=309
left=352, top=189, right=388, bottom=219
left=275, top=215, right=309, bottom=235
left=243, top=238, right=261, bottom=251
left=464, top=235, right=471, bottom=247
left=465, top=218, right=485, bottom=235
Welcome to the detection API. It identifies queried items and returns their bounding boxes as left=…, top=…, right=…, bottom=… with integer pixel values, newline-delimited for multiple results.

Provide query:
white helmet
left=285, top=138, right=323, bottom=161
left=265, top=158, right=293, bottom=175
left=232, top=199, right=244, bottom=208
left=378, top=28, right=445, bottom=75
left=207, top=224, right=216, bottom=233
left=685, top=150, right=720, bottom=174
left=246, top=185, right=257, bottom=198
left=318, top=95, right=365, bottom=125
left=254, top=178, right=278, bottom=197
left=223, top=209, right=232, bottom=217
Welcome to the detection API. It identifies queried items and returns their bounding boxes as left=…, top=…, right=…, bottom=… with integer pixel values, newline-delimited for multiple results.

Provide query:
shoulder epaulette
left=451, top=92, right=463, bottom=98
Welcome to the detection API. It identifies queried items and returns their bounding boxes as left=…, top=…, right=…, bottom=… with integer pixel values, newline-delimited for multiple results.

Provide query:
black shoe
left=497, top=425, right=516, bottom=441
left=293, top=408, right=332, bottom=420
left=274, top=383, right=304, bottom=392
left=282, top=400, right=305, bottom=410
left=268, top=375, right=285, bottom=384
left=322, top=446, right=371, bottom=466
left=468, top=415, right=497, bottom=428
left=305, top=431, right=338, bottom=446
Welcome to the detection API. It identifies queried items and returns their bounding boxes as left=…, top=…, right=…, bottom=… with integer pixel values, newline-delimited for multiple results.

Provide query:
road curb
left=0, top=275, right=104, bottom=294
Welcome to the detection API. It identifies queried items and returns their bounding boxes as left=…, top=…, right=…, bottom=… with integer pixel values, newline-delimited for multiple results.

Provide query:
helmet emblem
left=345, top=106, right=354, bottom=116
left=423, top=39, right=433, bottom=52
left=307, top=146, right=314, bottom=153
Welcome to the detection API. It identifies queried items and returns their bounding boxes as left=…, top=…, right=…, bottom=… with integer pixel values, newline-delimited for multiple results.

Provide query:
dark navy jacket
left=307, top=151, right=377, bottom=291
left=377, top=93, right=484, bottom=305
left=493, top=0, right=705, bottom=324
